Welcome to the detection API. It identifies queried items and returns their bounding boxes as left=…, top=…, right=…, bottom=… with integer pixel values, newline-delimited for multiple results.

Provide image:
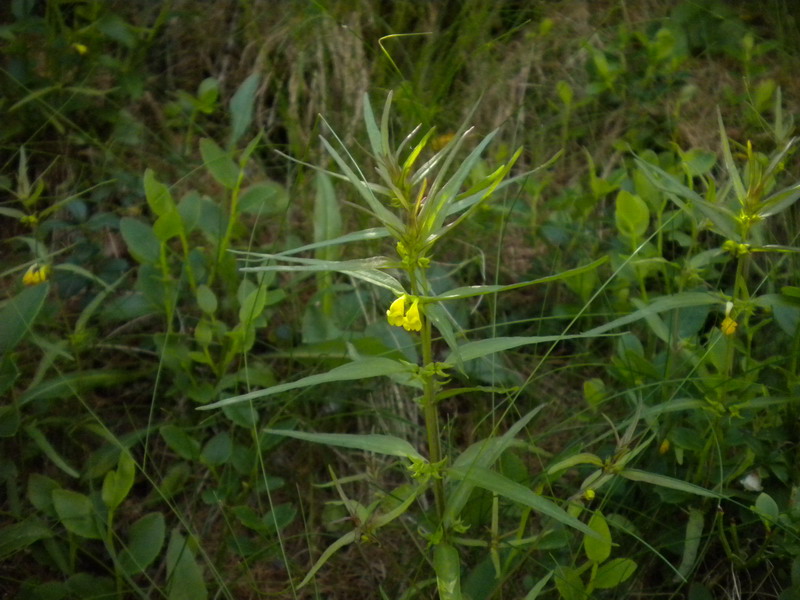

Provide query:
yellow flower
left=721, top=316, right=737, bottom=336
left=23, top=264, right=51, bottom=286
left=403, top=300, right=422, bottom=332
left=72, top=43, right=88, bottom=55
left=583, top=489, right=596, bottom=501
left=386, top=295, right=407, bottom=327
left=659, top=439, right=670, bottom=455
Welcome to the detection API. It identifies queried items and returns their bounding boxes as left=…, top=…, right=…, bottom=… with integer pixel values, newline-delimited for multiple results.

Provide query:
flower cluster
left=386, top=295, right=422, bottom=332
left=23, top=264, right=50, bottom=286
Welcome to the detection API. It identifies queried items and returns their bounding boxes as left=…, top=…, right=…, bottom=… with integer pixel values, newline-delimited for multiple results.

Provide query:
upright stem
left=411, top=266, right=445, bottom=521
left=421, top=315, right=445, bottom=520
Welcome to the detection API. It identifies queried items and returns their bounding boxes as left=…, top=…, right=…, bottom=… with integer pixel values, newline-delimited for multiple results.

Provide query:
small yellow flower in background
left=72, top=43, right=88, bottom=55
left=721, top=301, right=737, bottom=336
left=23, top=264, right=51, bottom=286
left=386, top=295, right=407, bottom=327
left=583, top=489, right=596, bottom=501
left=721, top=317, right=737, bottom=336
left=659, top=439, right=670, bottom=455
left=431, top=133, right=455, bottom=152
left=403, top=300, right=422, bottom=332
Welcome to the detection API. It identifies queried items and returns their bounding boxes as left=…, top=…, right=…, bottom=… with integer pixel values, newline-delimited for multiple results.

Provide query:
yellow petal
left=386, top=296, right=406, bottom=327
left=721, top=317, right=737, bottom=336
left=402, top=301, right=422, bottom=332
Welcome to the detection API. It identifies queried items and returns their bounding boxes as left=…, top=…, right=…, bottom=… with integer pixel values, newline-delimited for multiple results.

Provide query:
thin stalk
left=410, top=265, right=445, bottom=521
left=421, top=314, right=445, bottom=520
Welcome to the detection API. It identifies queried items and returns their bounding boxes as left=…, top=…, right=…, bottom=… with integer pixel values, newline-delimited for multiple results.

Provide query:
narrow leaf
left=263, top=429, right=424, bottom=461
left=199, top=358, right=413, bottom=410
left=447, top=465, right=601, bottom=540
left=619, top=469, right=721, bottom=497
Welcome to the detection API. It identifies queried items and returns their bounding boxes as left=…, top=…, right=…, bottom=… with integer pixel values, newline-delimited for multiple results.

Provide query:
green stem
left=411, top=265, right=445, bottom=521
left=421, top=315, right=445, bottom=520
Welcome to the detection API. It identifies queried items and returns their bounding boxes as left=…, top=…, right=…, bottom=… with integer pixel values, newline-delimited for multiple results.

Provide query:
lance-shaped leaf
left=635, top=157, right=739, bottom=240
left=299, top=477, right=425, bottom=588
left=444, top=406, right=543, bottom=526
left=319, top=133, right=404, bottom=234
left=445, top=291, right=719, bottom=364
left=263, top=429, right=424, bottom=461
left=424, top=257, right=607, bottom=302
left=619, top=469, right=722, bottom=497
left=237, top=254, right=405, bottom=295
left=758, top=181, right=800, bottom=218
left=717, top=110, right=746, bottom=203
left=447, top=464, right=602, bottom=540
left=270, top=228, right=390, bottom=257
left=199, top=357, right=414, bottom=410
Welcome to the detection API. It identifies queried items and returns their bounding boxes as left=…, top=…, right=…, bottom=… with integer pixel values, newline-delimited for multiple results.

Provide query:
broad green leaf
left=200, top=138, right=239, bottom=189
left=0, top=518, right=53, bottom=560
left=239, top=285, right=267, bottom=323
left=447, top=465, right=601, bottom=540
left=166, top=529, right=207, bottom=600
left=229, top=73, right=261, bottom=148
left=675, top=508, right=704, bottom=581
left=102, top=449, right=136, bottom=510
left=196, top=285, right=217, bottom=315
left=0, top=282, right=49, bottom=355
left=201, top=432, right=232, bottom=466
left=118, top=512, right=166, bottom=575
left=0, top=404, right=20, bottom=437
left=153, top=208, right=183, bottom=241
left=27, top=473, right=60, bottom=516
left=594, top=558, right=637, bottom=589
left=433, top=543, right=462, bottom=600
left=554, top=565, right=585, bottom=600
left=263, top=503, right=297, bottom=534
left=200, top=357, right=413, bottom=410
left=619, top=469, right=721, bottom=497
left=52, top=489, right=102, bottom=539
left=143, top=169, right=174, bottom=217
left=615, top=189, right=649, bottom=239
left=264, top=429, right=424, bottom=461
left=239, top=181, right=288, bottom=216
left=120, top=217, right=160, bottom=264
left=584, top=511, right=611, bottom=563
left=681, top=149, right=716, bottom=177
left=754, top=492, right=780, bottom=526
left=160, top=425, right=201, bottom=461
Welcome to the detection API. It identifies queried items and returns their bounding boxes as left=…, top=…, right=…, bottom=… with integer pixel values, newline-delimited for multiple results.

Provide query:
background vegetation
left=2, top=0, right=800, bottom=598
